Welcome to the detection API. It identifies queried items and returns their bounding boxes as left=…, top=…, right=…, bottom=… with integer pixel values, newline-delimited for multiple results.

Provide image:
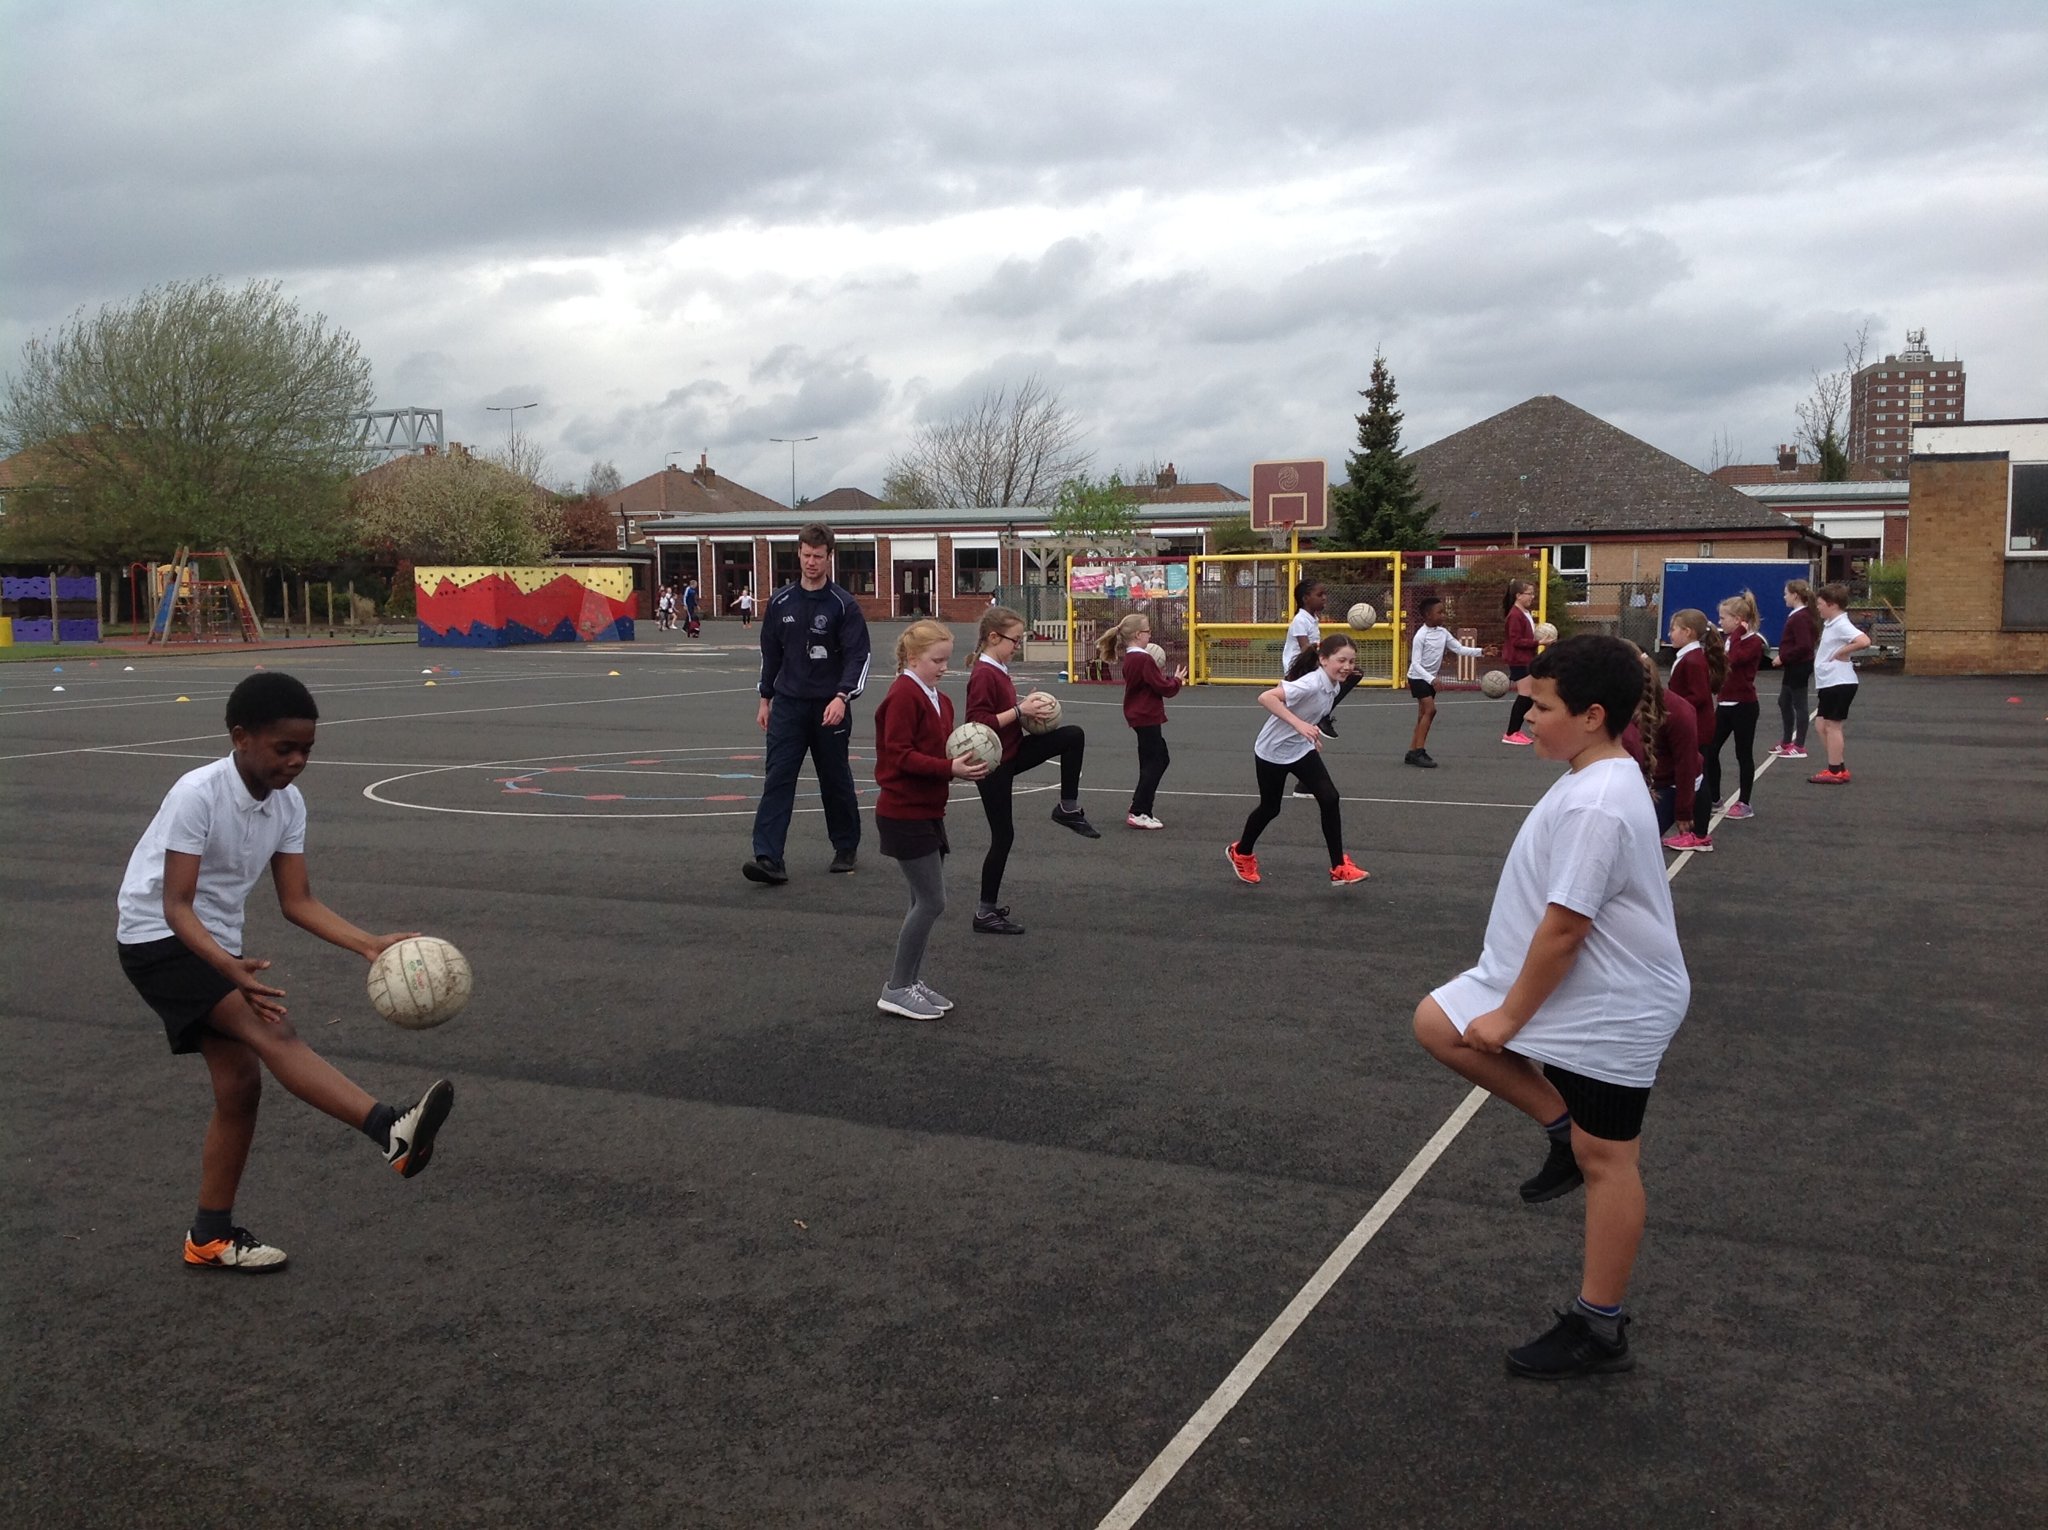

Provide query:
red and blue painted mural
left=415, top=566, right=635, bottom=648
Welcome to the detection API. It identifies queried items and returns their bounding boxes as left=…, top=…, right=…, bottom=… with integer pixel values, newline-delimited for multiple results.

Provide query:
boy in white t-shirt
left=1413, top=635, right=1690, bottom=1378
left=1806, top=581, right=1871, bottom=785
left=1404, top=595, right=1482, bottom=768
left=116, top=672, right=454, bottom=1273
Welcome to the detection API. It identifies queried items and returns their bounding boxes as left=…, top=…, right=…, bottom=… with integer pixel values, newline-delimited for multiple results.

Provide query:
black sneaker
left=1050, top=805, right=1100, bottom=839
left=1320, top=717, right=1339, bottom=738
left=1520, top=1137, right=1583, bottom=1204
left=1506, top=1309, right=1633, bottom=1379
left=742, top=855, right=789, bottom=885
left=973, top=909, right=1026, bottom=934
left=829, top=848, right=858, bottom=874
left=386, top=1079, right=454, bottom=1179
left=1413, top=749, right=1437, bottom=768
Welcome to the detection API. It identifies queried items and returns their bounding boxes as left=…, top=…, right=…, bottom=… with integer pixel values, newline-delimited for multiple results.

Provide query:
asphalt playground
left=3, top=627, right=2043, bottom=1528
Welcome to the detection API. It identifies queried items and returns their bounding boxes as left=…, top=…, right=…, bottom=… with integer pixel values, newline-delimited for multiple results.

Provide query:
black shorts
left=1542, top=1063, right=1652, bottom=1142
left=875, top=814, right=948, bottom=860
left=118, top=936, right=235, bottom=1054
left=1816, top=683, right=1857, bottom=722
left=1408, top=678, right=1437, bottom=700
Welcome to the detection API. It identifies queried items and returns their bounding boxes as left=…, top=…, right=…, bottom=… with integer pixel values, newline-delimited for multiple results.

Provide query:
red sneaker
left=1225, top=842, right=1261, bottom=885
left=1808, top=767, right=1851, bottom=785
left=1329, top=857, right=1370, bottom=886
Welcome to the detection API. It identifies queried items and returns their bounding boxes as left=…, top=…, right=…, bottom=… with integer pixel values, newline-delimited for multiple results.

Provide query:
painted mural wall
left=415, top=566, right=635, bottom=647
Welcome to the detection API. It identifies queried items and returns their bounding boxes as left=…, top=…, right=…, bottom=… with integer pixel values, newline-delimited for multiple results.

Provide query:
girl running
left=1808, top=582, right=1871, bottom=784
left=871, top=621, right=986, bottom=1020
left=1098, top=612, right=1185, bottom=829
left=965, top=606, right=1098, bottom=935
left=1664, top=607, right=1725, bottom=851
left=1224, top=633, right=1370, bottom=887
left=1707, top=592, right=1766, bottom=821
left=1773, top=579, right=1817, bottom=759
left=1500, top=579, right=1539, bottom=744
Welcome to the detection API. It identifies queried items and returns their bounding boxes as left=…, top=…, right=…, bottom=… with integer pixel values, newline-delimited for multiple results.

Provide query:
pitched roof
left=1120, top=480, right=1247, bottom=505
left=0, top=441, right=85, bottom=491
left=1410, top=396, right=1814, bottom=539
left=607, top=459, right=786, bottom=517
left=1709, top=462, right=1887, bottom=486
left=803, top=486, right=882, bottom=514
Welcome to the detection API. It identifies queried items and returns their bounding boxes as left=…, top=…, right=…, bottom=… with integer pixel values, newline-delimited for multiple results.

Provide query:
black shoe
left=1506, top=1309, right=1633, bottom=1379
left=742, top=856, right=789, bottom=885
left=1320, top=717, right=1338, bottom=738
left=829, top=848, right=858, bottom=874
left=385, top=1080, right=454, bottom=1179
left=1414, top=749, right=1437, bottom=768
left=1050, top=805, right=1100, bottom=839
left=1520, top=1136, right=1583, bottom=1203
left=973, top=909, right=1026, bottom=934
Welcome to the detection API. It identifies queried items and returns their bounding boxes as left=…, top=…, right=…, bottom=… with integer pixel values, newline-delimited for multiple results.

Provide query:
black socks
left=192, top=1206, right=234, bottom=1243
left=1543, top=1111, right=1573, bottom=1143
left=361, top=1102, right=399, bottom=1151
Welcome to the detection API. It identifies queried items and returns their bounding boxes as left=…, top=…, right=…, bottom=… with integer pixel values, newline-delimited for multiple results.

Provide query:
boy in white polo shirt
left=1412, top=635, right=1690, bottom=1378
left=1404, top=595, right=1483, bottom=768
left=116, top=672, right=453, bottom=1273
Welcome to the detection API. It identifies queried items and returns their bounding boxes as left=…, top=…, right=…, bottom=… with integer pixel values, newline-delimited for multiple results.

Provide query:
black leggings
left=1505, top=665, right=1532, bottom=735
left=1777, top=662, right=1812, bottom=746
left=1130, top=725, right=1169, bottom=815
left=1699, top=701, right=1759, bottom=831
left=1238, top=753, right=1344, bottom=867
left=976, top=725, right=1085, bottom=903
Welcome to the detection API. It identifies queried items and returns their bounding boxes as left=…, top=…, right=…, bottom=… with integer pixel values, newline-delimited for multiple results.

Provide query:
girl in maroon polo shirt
left=1772, top=579, right=1818, bottom=758
left=1707, top=592, right=1767, bottom=821
left=871, top=620, right=988, bottom=1021
left=1097, top=612, right=1186, bottom=829
left=1501, top=580, right=1540, bottom=744
left=1664, top=608, right=1726, bottom=850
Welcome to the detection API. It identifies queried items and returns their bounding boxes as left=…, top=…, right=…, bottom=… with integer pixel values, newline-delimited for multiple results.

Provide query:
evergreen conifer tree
left=1327, top=351, right=1439, bottom=551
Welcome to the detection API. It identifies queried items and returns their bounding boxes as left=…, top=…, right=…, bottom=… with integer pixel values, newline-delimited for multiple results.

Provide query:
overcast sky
left=4, top=0, right=2044, bottom=501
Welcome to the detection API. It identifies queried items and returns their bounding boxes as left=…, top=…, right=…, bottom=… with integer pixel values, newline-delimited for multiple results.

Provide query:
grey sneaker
left=877, top=985, right=943, bottom=1020
left=912, top=981, right=954, bottom=1013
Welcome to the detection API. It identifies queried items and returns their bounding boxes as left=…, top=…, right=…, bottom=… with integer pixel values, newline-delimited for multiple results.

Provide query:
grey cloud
left=954, top=238, right=1104, bottom=320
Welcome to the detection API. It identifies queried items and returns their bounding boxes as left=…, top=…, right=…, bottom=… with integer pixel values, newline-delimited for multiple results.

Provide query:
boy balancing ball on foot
left=1225, top=633, right=1370, bottom=887
left=1404, top=595, right=1483, bottom=767
left=871, top=622, right=988, bottom=1020
left=114, top=672, right=454, bottom=1273
left=1412, top=635, right=1690, bottom=1379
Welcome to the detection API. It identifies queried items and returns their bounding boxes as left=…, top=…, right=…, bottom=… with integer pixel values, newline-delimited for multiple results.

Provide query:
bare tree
left=584, top=459, right=623, bottom=498
left=883, top=373, right=1091, bottom=507
left=492, top=431, right=553, bottom=489
left=1795, top=323, right=1872, bottom=480
left=1705, top=427, right=1743, bottom=473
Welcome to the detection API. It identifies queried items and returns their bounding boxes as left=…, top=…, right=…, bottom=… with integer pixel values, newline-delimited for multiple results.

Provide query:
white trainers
left=184, top=1227, right=288, bottom=1272
left=912, top=981, right=954, bottom=1013
left=386, top=1079, right=455, bottom=1179
left=1125, top=812, right=1164, bottom=830
left=878, top=985, right=944, bottom=1020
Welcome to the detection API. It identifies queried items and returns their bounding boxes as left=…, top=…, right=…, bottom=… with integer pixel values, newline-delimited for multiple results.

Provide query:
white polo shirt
left=1814, top=612, right=1862, bottom=688
left=1409, top=624, right=1481, bottom=683
left=1254, top=670, right=1341, bottom=765
left=1284, top=609, right=1322, bottom=676
left=116, top=755, right=307, bottom=949
left=1431, top=755, right=1690, bottom=1088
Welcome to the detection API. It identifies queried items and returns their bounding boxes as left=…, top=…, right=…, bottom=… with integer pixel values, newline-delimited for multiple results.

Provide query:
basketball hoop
left=1250, top=459, right=1328, bottom=534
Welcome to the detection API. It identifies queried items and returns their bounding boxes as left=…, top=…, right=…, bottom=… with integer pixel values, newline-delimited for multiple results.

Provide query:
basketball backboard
left=1249, top=458, right=1328, bottom=532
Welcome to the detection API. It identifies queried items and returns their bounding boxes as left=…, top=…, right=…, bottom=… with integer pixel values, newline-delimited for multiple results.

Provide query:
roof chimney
left=1156, top=462, right=1178, bottom=491
left=696, top=451, right=714, bottom=480
left=1776, top=443, right=1798, bottom=473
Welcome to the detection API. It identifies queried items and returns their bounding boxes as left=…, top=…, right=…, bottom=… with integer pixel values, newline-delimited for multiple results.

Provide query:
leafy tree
left=1326, top=350, right=1438, bottom=551
left=1048, top=471, right=1144, bottom=552
left=883, top=373, right=1091, bottom=507
left=352, top=450, right=559, bottom=566
left=1207, top=513, right=1263, bottom=554
left=0, top=277, right=372, bottom=563
left=554, top=493, right=621, bottom=554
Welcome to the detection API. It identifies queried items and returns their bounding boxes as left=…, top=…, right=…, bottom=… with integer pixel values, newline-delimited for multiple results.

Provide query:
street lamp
left=769, top=435, right=818, bottom=509
left=486, top=401, right=539, bottom=451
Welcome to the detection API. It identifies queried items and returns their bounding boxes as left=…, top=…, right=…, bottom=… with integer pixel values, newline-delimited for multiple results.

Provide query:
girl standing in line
left=1224, top=633, right=1370, bottom=887
left=1500, top=579, right=1539, bottom=745
left=871, top=621, right=987, bottom=1021
left=1707, top=592, right=1767, bottom=822
left=1623, top=646, right=1699, bottom=844
left=1663, top=608, right=1726, bottom=851
left=1097, top=612, right=1186, bottom=829
left=965, top=606, right=1098, bottom=935
left=1808, top=582, right=1872, bottom=784
left=1772, top=580, right=1817, bottom=759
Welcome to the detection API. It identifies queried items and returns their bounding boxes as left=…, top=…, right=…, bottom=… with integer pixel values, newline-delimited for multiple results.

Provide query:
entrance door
left=897, top=561, right=934, bottom=617
left=715, top=541, right=754, bottom=618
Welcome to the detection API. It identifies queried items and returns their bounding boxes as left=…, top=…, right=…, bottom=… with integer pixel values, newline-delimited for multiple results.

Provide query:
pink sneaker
left=1783, top=745, right=1808, bottom=759
left=1723, top=802, right=1755, bottom=820
left=1501, top=732, right=1534, bottom=746
left=1768, top=743, right=1791, bottom=757
left=1661, top=830, right=1702, bottom=851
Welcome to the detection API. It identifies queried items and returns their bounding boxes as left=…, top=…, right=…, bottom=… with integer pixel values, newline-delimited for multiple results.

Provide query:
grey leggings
left=890, top=851, right=946, bottom=988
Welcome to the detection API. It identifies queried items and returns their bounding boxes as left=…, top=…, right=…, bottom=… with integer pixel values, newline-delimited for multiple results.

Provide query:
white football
left=368, top=937, right=473, bottom=1030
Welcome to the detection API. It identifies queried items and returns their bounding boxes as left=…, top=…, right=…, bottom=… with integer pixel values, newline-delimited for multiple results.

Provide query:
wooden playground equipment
left=137, top=548, right=265, bottom=644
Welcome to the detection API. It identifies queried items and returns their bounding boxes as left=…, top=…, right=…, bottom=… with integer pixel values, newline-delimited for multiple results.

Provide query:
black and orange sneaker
left=385, top=1079, right=454, bottom=1178
left=184, top=1227, right=288, bottom=1272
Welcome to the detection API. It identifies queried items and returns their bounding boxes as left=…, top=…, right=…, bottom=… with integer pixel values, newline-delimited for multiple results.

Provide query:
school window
left=954, top=546, right=999, bottom=593
left=2010, top=464, right=2048, bottom=555
left=1549, top=543, right=1590, bottom=602
left=835, top=541, right=876, bottom=595
left=771, top=544, right=801, bottom=588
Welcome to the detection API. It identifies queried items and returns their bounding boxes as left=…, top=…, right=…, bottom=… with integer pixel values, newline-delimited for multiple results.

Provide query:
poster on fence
left=1070, top=562, right=1186, bottom=600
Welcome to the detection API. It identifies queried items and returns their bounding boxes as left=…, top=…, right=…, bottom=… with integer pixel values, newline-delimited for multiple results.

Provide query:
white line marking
left=1096, top=1088, right=1489, bottom=1530
left=1095, top=722, right=1780, bottom=1527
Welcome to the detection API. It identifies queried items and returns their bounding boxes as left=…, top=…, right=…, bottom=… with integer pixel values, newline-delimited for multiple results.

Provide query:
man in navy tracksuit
left=743, top=524, right=872, bottom=885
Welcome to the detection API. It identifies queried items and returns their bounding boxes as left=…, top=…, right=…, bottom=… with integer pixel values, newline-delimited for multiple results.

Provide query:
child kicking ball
left=115, top=672, right=454, bottom=1272
left=1412, top=636, right=1690, bottom=1377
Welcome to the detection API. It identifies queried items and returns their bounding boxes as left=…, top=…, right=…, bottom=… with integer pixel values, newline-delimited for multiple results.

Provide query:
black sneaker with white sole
left=742, top=855, right=789, bottom=885
left=1519, top=1136, right=1583, bottom=1203
left=973, top=909, right=1026, bottom=934
left=386, top=1079, right=454, bottom=1179
left=1049, top=805, right=1100, bottom=839
left=1506, top=1309, right=1633, bottom=1379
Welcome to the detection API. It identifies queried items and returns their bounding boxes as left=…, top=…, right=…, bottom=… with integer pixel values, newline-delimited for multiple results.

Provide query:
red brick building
left=1849, top=329, right=1966, bottom=478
